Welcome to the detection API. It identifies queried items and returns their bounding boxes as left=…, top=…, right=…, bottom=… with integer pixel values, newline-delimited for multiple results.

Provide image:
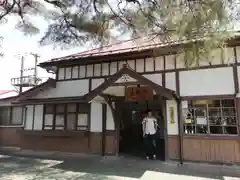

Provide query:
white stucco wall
left=165, top=72, right=176, bottom=91
left=90, top=103, right=115, bottom=132
left=91, top=78, right=105, bottom=90
left=143, top=73, right=162, bottom=86
left=106, top=104, right=115, bottom=130
left=90, top=103, right=102, bottom=132
left=179, top=67, right=234, bottom=96
left=35, top=80, right=89, bottom=98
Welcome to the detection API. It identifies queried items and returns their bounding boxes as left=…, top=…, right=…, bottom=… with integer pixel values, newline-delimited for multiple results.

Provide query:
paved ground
left=0, top=150, right=240, bottom=180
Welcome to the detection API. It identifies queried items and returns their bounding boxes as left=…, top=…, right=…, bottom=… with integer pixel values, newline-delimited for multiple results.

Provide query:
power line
left=11, top=53, right=41, bottom=94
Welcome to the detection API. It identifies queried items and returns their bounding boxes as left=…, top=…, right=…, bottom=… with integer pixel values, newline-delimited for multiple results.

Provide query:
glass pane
left=72, top=66, right=79, bottom=79
left=221, top=99, right=234, bottom=107
left=58, top=68, right=65, bottom=80
left=102, top=63, right=109, bottom=76
left=192, top=100, right=208, bottom=106
left=78, top=104, right=90, bottom=113
left=94, top=64, right=101, bottom=76
left=224, top=117, right=237, bottom=125
left=0, top=107, right=10, bottom=125
left=210, top=126, right=223, bottom=134
left=110, top=62, right=118, bottom=75
left=12, top=106, right=23, bottom=125
left=194, top=107, right=206, bottom=117
left=196, top=125, right=208, bottom=134
left=208, top=116, right=221, bottom=125
left=208, top=107, right=221, bottom=117
left=86, top=64, right=93, bottom=77
left=79, top=66, right=86, bottom=78
left=184, top=125, right=195, bottom=134
left=77, top=114, right=88, bottom=126
left=56, top=104, right=65, bottom=113
left=67, top=104, right=76, bottom=113
left=224, top=126, right=238, bottom=134
left=222, top=108, right=235, bottom=117
left=67, top=114, right=76, bottom=130
left=65, top=67, right=72, bottom=79
left=45, top=104, right=54, bottom=114
left=45, top=114, right=53, bottom=125
left=56, top=115, right=64, bottom=126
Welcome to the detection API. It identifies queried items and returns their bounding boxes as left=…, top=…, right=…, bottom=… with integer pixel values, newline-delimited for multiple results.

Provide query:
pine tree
left=0, top=0, right=239, bottom=64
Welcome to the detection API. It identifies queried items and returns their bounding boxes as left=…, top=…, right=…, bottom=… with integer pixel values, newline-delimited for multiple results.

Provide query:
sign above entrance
left=126, top=86, right=153, bottom=101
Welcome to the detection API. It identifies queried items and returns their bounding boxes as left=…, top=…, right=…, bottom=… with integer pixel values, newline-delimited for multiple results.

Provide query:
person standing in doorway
left=142, top=109, right=158, bottom=160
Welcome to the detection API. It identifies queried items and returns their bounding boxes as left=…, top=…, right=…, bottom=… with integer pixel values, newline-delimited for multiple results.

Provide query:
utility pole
left=30, top=53, right=40, bottom=85
left=19, top=56, right=24, bottom=93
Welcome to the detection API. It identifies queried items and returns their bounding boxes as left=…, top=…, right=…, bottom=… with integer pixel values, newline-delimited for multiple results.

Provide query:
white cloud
left=0, top=15, right=86, bottom=90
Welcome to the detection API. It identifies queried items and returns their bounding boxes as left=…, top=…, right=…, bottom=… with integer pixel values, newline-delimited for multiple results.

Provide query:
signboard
left=169, top=101, right=175, bottom=124
left=170, top=106, right=175, bottom=124
left=126, top=86, right=153, bottom=101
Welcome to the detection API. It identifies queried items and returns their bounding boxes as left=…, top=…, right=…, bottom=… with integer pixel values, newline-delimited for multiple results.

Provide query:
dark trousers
left=144, top=134, right=156, bottom=157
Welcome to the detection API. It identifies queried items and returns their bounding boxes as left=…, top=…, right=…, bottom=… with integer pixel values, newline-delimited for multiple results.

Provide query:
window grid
left=0, top=106, right=24, bottom=126
left=43, top=103, right=89, bottom=131
left=183, top=99, right=238, bottom=135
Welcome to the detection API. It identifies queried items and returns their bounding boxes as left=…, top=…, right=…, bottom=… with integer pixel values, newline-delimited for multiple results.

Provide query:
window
left=65, top=67, right=72, bottom=79
left=44, top=104, right=54, bottom=130
left=0, top=107, right=11, bottom=125
left=66, top=103, right=77, bottom=130
left=55, top=104, right=65, bottom=130
left=183, top=99, right=238, bottom=135
left=11, top=106, right=23, bottom=125
left=94, top=64, right=101, bottom=76
left=43, top=103, right=89, bottom=130
left=0, top=106, right=24, bottom=126
left=58, top=68, right=65, bottom=80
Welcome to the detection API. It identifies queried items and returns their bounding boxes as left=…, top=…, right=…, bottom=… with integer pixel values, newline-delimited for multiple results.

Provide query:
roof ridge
left=50, top=36, right=144, bottom=61
left=42, top=30, right=240, bottom=64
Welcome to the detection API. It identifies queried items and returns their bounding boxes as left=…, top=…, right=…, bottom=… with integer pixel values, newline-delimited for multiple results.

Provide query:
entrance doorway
left=119, top=98, right=166, bottom=160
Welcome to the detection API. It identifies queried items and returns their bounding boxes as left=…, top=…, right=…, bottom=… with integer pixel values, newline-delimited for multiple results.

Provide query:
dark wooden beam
left=101, top=103, right=107, bottom=156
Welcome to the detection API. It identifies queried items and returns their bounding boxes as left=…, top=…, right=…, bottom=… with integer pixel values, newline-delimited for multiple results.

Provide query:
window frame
left=10, top=106, right=24, bottom=125
left=43, top=103, right=90, bottom=131
left=0, top=106, right=24, bottom=126
left=182, top=98, right=239, bottom=136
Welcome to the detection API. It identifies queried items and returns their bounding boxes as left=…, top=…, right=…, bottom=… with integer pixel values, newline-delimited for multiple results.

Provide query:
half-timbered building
left=1, top=34, right=240, bottom=164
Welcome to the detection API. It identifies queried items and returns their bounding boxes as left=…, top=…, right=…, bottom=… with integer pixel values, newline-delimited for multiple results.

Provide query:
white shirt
left=142, top=116, right=157, bottom=135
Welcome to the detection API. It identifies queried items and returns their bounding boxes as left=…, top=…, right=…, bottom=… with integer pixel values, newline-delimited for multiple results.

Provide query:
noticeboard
left=126, top=86, right=153, bottom=101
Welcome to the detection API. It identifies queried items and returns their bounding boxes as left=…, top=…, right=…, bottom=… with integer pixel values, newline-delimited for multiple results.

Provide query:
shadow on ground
left=0, top=153, right=240, bottom=180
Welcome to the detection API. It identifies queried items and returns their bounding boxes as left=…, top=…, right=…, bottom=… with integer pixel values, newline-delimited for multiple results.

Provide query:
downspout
left=176, top=98, right=183, bottom=165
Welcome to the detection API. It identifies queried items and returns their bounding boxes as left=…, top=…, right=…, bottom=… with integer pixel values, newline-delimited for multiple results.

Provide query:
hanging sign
left=126, top=86, right=153, bottom=101
left=169, top=101, right=175, bottom=124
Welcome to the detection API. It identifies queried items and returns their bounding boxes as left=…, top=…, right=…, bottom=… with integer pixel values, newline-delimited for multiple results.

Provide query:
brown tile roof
left=48, top=35, right=189, bottom=62
left=45, top=31, right=240, bottom=63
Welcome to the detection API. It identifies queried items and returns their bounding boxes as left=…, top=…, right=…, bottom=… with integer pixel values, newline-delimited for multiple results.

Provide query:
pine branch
left=0, top=0, right=238, bottom=63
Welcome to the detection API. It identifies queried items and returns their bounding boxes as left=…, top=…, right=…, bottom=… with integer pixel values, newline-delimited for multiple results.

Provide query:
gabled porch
left=83, top=64, right=182, bottom=162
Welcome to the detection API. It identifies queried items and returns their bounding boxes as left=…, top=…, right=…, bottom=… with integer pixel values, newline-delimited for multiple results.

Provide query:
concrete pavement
left=0, top=149, right=240, bottom=180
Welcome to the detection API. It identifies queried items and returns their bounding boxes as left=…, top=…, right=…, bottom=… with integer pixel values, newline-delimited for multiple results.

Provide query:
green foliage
left=0, top=0, right=239, bottom=63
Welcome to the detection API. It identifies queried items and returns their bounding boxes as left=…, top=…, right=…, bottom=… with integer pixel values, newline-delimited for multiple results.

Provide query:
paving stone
left=0, top=151, right=240, bottom=180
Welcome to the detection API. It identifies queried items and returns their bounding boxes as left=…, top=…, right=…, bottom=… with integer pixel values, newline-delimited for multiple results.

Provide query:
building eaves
left=39, top=31, right=240, bottom=67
